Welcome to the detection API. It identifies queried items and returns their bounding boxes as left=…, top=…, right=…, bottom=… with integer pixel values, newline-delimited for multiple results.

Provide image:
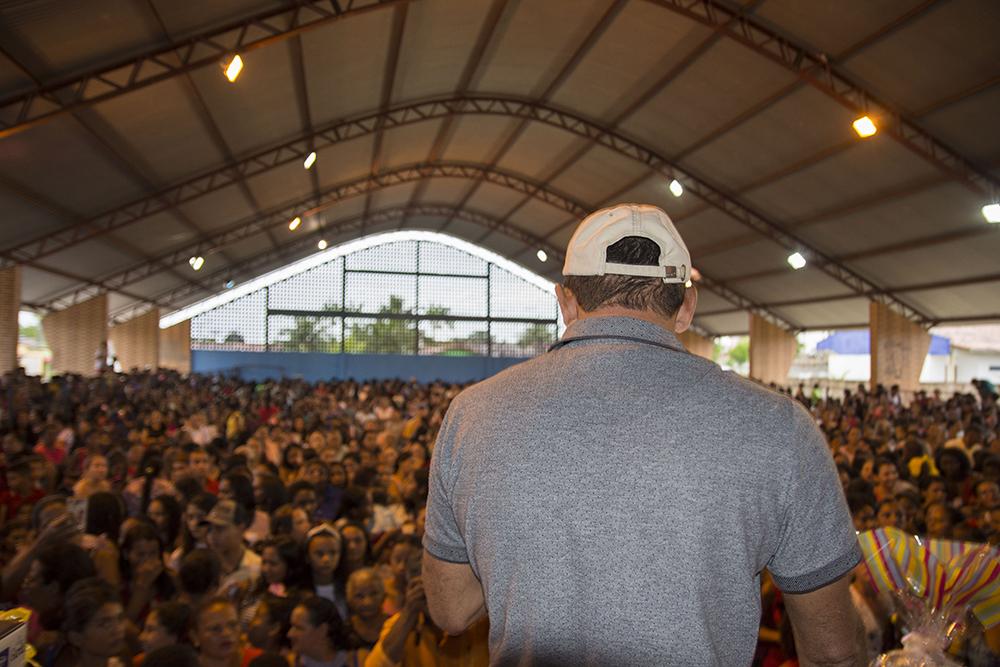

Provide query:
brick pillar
left=870, top=302, right=930, bottom=394
left=42, top=294, right=108, bottom=375
left=109, top=309, right=160, bottom=371
left=0, top=266, right=20, bottom=374
left=678, top=330, right=714, bottom=360
left=159, top=319, right=191, bottom=374
left=749, top=314, right=797, bottom=387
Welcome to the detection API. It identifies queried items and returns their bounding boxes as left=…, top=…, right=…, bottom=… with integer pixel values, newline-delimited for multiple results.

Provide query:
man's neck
left=220, top=546, right=245, bottom=573
left=576, top=306, right=678, bottom=333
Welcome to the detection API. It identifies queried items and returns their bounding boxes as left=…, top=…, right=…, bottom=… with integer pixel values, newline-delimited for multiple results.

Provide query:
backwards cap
left=562, top=203, right=689, bottom=283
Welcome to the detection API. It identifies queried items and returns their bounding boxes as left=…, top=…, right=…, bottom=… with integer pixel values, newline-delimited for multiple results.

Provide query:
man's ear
left=673, top=285, right=698, bottom=334
left=555, top=284, right=580, bottom=326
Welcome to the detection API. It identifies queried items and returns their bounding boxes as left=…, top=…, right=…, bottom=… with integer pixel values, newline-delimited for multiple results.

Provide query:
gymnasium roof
left=1, top=0, right=998, bottom=336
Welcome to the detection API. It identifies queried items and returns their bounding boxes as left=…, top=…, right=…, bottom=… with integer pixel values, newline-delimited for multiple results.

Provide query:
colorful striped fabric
left=857, top=528, right=1000, bottom=629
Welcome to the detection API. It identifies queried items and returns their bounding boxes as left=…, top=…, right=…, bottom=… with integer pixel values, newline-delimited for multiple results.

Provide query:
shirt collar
left=560, top=315, right=687, bottom=352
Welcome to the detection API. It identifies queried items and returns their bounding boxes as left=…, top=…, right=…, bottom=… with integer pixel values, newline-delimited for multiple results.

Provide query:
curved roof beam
left=0, top=0, right=406, bottom=140
left=3, top=94, right=927, bottom=323
left=643, top=0, right=999, bottom=197
left=36, top=160, right=791, bottom=332
left=108, top=203, right=718, bottom=340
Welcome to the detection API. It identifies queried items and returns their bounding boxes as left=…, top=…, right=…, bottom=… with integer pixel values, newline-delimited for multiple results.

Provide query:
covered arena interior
left=0, top=0, right=998, bottom=388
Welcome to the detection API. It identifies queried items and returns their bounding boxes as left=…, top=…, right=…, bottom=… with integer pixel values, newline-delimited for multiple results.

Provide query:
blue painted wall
left=191, top=350, right=529, bottom=383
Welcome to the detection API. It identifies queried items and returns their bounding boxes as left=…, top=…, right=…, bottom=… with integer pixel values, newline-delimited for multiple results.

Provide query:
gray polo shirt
left=424, top=316, right=861, bottom=666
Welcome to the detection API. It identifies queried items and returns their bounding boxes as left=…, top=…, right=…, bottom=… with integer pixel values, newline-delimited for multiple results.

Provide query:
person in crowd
left=19, top=541, right=98, bottom=654
left=304, top=525, right=347, bottom=619
left=137, top=600, right=192, bottom=663
left=170, top=492, right=217, bottom=570
left=51, top=577, right=128, bottom=667
left=177, top=549, right=222, bottom=611
left=119, top=522, right=176, bottom=629
left=191, top=597, right=262, bottom=667
left=220, top=471, right=269, bottom=545
left=288, top=596, right=356, bottom=667
left=73, top=454, right=111, bottom=500
left=145, top=495, right=182, bottom=554
left=0, top=456, right=44, bottom=524
left=203, top=500, right=261, bottom=600
left=247, top=594, right=297, bottom=654
left=337, top=523, right=371, bottom=582
left=344, top=568, right=387, bottom=651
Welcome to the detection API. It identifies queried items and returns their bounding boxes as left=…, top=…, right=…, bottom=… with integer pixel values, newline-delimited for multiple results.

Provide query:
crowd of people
left=0, top=367, right=997, bottom=665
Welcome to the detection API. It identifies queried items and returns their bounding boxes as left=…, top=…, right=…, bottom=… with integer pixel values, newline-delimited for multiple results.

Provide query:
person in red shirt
left=33, top=427, right=66, bottom=467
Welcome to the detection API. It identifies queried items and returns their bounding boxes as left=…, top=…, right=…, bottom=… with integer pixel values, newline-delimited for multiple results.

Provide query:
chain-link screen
left=191, top=238, right=558, bottom=357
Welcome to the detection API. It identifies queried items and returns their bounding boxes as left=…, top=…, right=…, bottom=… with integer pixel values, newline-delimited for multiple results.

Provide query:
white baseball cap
left=562, top=203, right=690, bottom=283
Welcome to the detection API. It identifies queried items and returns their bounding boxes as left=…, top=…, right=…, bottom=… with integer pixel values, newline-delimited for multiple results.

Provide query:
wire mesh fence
left=191, top=239, right=559, bottom=358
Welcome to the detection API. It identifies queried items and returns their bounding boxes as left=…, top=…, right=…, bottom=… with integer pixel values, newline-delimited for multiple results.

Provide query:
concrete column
left=0, top=266, right=21, bottom=374
left=869, top=302, right=930, bottom=393
left=159, top=319, right=191, bottom=374
left=42, top=294, right=108, bottom=375
left=749, top=314, right=796, bottom=387
left=109, top=309, right=159, bottom=371
left=679, top=330, right=714, bottom=361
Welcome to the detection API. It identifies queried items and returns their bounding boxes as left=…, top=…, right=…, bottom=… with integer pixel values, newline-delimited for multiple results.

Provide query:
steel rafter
left=38, top=161, right=586, bottom=311
left=0, top=0, right=406, bottom=140
left=643, top=0, right=999, bottom=198
left=4, top=94, right=924, bottom=324
left=37, top=158, right=770, bottom=332
left=107, top=202, right=716, bottom=339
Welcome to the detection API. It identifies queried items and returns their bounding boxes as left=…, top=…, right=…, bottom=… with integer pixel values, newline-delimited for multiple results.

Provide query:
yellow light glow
left=852, top=115, right=877, bottom=138
left=317, top=239, right=328, bottom=250
left=289, top=217, right=301, bottom=231
left=303, top=152, right=317, bottom=170
left=224, top=55, right=243, bottom=83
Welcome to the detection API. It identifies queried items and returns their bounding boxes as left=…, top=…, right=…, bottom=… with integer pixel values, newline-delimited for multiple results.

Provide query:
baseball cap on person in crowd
left=200, top=499, right=248, bottom=528
left=562, top=203, right=690, bottom=283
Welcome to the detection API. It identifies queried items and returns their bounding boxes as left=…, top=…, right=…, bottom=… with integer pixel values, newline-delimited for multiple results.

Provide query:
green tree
left=727, top=338, right=749, bottom=366
left=224, top=331, right=245, bottom=343
left=344, top=296, right=417, bottom=354
left=517, top=323, right=555, bottom=348
left=278, top=317, right=333, bottom=352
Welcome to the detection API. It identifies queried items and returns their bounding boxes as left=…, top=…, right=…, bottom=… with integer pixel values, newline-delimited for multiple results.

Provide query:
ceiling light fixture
left=787, top=252, right=806, bottom=270
left=303, top=152, right=317, bottom=169
left=189, top=256, right=205, bottom=271
left=225, top=279, right=235, bottom=289
left=289, top=216, right=301, bottom=231
left=317, top=239, right=328, bottom=250
left=224, top=55, right=243, bottom=83
left=852, top=115, right=877, bottom=138
left=982, top=203, right=1000, bottom=223
left=536, top=249, right=548, bottom=262
left=669, top=179, right=684, bottom=197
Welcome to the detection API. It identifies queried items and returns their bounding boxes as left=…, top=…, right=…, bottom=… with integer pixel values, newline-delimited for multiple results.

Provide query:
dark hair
left=256, top=473, right=288, bottom=514
left=296, top=596, right=345, bottom=649
left=138, top=451, right=164, bottom=515
left=255, top=595, right=297, bottom=650
left=337, top=486, right=369, bottom=524
left=222, top=472, right=256, bottom=514
left=148, top=494, right=183, bottom=549
left=85, top=491, right=126, bottom=543
left=270, top=504, right=297, bottom=538
left=563, top=236, right=686, bottom=318
left=256, top=536, right=306, bottom=594
left=36, top=541, right=96, bottom=593
left=288, top=480, right=316, bottom=504
left=282, top=444, right=303, bottom=470
left=180, top=493, right=218, bottom=557
left=143, top=645, right=200, bottom=667
left=174, top=476, right=204, bottom=503
left=178, top=549, right=221, bottom=597
left=62, top=577, right=119, bottom=635
left=31, top=495, right=67, bottom=532
left=120, top=521, right=176, bottom=600
left=151, top=600, right=192, bottom=644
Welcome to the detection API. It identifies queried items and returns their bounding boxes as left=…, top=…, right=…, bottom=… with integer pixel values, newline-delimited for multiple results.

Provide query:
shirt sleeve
left=422, top=407, right=470, bottom=564
left=768, top=407, right=862, bottom=593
